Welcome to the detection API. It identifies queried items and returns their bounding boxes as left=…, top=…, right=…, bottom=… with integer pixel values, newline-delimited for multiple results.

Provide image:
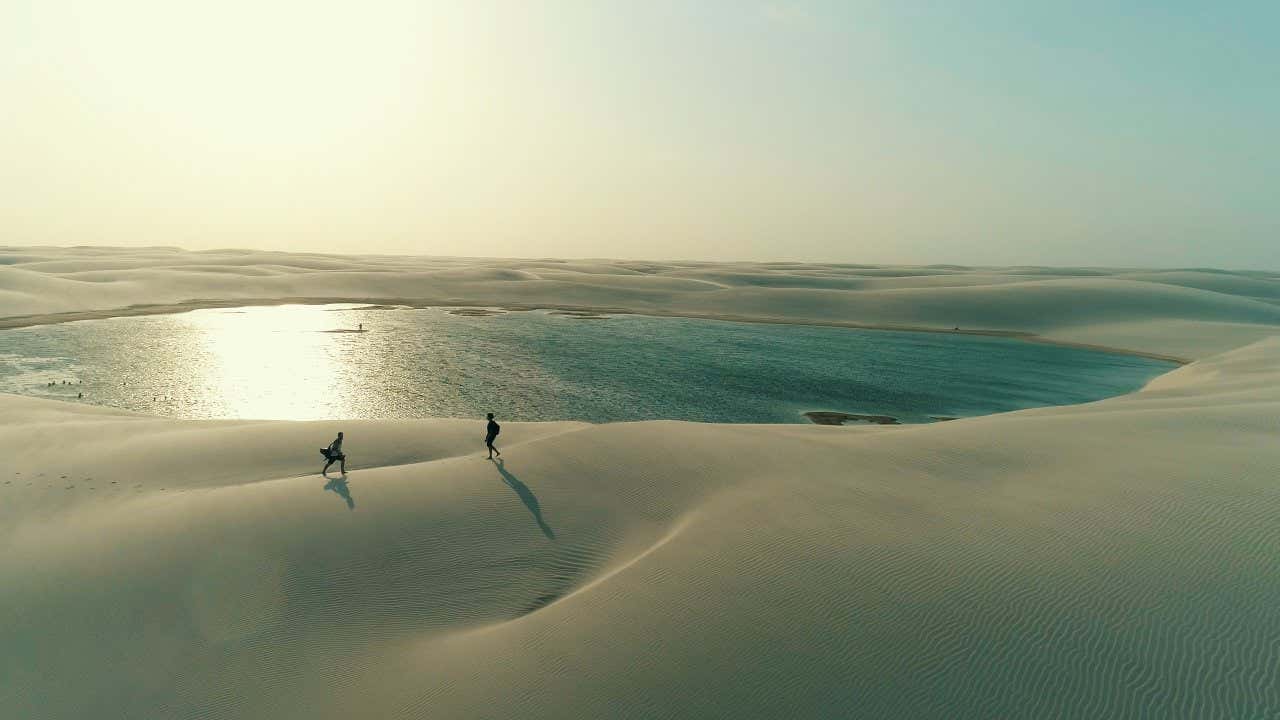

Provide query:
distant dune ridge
left=3, top=246, right=1280, bottom=359
left=1, top=247, right=1279, bottom=718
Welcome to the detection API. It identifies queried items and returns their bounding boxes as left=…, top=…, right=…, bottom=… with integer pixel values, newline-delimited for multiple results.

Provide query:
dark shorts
left=485, top=435, right=497, bottom=446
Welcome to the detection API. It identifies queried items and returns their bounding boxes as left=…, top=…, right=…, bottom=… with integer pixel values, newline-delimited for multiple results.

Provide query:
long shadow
left=323, top=475, right=355, bottom=510
left=491, top=459, right=554, bottom=539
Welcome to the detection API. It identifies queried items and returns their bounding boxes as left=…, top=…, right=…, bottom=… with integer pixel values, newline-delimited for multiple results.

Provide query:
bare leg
left=340, top=457, right=346, bottom=474
left=323, top=459, right=333, bottom=474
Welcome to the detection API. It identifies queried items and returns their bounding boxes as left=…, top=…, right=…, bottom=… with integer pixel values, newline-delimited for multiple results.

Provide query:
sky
left=1, top=1, right=1277, bottom=268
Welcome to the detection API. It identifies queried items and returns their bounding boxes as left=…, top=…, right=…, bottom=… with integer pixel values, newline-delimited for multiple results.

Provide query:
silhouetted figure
left=77, top=392, right=82, bottom=399
left=358, top=323, right=363, bottom=332
left=324, top=475, right=355, bottom=510
left=485, top=413, right=501, bottom=459
left=321, top=431, right=346, bottom=474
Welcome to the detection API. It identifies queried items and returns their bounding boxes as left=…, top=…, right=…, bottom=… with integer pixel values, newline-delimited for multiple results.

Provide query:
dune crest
left=4, top=247, right=1279, bottom=359
left=1, top=337, right=1278, bottom=717
left=2, top=249, right=1279, bottom=717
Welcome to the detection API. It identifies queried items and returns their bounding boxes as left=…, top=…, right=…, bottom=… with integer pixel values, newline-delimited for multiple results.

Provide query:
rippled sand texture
left=4, top=246, right=1280, bottom=359
left=0, top=337, right=1278, bottom=719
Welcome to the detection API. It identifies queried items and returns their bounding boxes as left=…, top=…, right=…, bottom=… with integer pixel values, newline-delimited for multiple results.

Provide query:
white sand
left=4, top=246, right=1280, bottom=359
left=1, top=247, right=1279, bottom=718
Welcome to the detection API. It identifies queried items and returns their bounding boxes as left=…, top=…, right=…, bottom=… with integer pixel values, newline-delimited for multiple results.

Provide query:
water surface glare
left=0, top=304, right=1175, bottom=423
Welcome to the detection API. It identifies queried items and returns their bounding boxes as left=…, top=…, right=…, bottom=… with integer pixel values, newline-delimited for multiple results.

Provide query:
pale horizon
left=7, top=243, right=1277, bottom=274
left=3, top=1, right=1277, bottom=268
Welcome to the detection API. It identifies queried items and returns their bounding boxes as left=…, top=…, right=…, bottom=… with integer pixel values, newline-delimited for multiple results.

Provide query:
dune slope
left=2, top=336, right=1279, bottom=718
left=4, top=247, right=1280, bottom=359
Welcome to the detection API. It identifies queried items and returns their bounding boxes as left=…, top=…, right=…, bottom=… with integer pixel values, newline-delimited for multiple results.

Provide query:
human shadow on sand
left=323, top=475, right=355, bottom=510
left=491, top=459, right=554, bottom=539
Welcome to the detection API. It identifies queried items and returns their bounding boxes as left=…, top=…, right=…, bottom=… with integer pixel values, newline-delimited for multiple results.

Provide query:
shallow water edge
left=0, top=296, right=1192, bottom=365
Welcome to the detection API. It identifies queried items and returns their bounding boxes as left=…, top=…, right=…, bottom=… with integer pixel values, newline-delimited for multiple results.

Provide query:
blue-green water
left=0, top=304, right=1175, bottom=423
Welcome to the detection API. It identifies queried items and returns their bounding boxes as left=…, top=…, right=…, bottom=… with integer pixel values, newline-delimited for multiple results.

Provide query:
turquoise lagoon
left=0, top=304, right=1174, bottom=423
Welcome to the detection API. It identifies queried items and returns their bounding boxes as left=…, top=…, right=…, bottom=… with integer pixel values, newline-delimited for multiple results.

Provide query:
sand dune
left=1, top=339, right=1278, bottom=718
left=4, top=247, right=1279, bottom=359
left=1, top=248, right=1279, bottom=718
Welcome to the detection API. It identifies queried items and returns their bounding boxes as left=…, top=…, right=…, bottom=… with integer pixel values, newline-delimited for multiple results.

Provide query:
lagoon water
left=0, top=304, right=1174, bottom=423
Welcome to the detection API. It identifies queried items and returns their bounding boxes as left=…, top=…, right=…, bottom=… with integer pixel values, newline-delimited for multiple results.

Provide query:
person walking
left=485, top=413, right=502, bottom=459
left=322, top=431, right=346, bottom=475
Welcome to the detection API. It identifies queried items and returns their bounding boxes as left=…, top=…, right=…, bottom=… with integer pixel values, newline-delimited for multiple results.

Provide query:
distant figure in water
left=322, top=432, right=346, bottom=475
left=485, top=413, right=502, bottom=459
left=77, top=392, right=82, bottom=399
left=358, top=323, right=363, bottom=332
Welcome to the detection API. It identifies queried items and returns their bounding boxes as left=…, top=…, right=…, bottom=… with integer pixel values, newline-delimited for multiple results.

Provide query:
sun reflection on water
left=0, top=303, right=1177, bottom=424
left=181, top=305, right=365, bottom=421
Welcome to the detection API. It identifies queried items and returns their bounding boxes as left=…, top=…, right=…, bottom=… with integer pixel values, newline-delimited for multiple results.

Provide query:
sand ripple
left=2, top=340, right=1280, bottom=718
